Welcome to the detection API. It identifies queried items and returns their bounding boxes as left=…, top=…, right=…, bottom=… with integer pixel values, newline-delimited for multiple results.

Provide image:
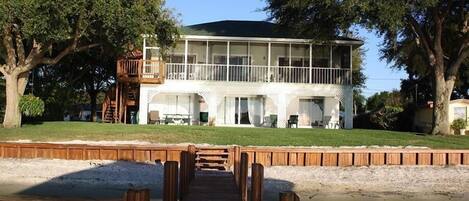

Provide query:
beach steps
left=195, top=147, right=231, bottom=171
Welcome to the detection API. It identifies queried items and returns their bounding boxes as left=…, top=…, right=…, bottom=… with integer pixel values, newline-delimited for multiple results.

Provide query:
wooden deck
left=182, top=171, right=241, bottom=201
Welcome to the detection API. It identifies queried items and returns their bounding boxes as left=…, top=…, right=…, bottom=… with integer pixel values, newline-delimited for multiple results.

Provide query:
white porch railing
left=165, top=63, right=351, bottom=85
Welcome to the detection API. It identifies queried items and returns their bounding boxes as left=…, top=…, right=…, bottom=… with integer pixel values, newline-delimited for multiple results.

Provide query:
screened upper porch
left=131, top=38, right=355, bottom=85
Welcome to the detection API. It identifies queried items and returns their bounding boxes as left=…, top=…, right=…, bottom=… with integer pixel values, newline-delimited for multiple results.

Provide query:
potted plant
left=451, top=119, right=467, bottom=135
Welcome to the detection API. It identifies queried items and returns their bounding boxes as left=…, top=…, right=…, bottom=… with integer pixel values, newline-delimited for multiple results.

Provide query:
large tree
left=265, top=0, right=469, bottom=135
left=0, top=0, right=178, bottom=128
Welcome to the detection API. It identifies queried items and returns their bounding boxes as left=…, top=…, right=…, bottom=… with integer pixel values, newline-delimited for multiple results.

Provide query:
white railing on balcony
left=165, top=63, right=351, bottom=85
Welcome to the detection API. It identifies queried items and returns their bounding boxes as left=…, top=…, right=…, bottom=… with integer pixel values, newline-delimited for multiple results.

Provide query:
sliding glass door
left=235, top=97, right=250, bottom=125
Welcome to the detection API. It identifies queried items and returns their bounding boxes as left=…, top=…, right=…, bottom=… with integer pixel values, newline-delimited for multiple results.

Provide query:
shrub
left=354, top=105, right=404, bottom=130
left=451, top=118, right=467, bottom=130
left=19, top=94, right=45, bottom=117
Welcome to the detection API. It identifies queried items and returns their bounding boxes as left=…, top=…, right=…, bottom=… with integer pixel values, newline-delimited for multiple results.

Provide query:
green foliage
left=355, top=105, right=404, bottom=130
left=366, top=90, right=402, bottom=111
left=0, top=0, right=179, bottom=56
left=370, top=106, right=404, bottom=130
left=19, top=94, right=45, bottom=117
left=451, top=119, right=467, bottom=130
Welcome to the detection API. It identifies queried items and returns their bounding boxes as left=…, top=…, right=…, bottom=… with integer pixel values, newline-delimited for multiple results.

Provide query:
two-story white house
left=105, top=20, right=363, bottom=129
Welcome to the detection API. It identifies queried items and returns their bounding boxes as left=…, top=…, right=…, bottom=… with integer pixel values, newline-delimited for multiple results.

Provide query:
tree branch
left=13, top=25, right=26, bottom=66
left=2, top=25, right=17, bottom=70
left=447, top=47, right=469, bottom=78
left=406, top=15, right=435, bottom=64
left=432, top=7, right=444, bottom=64
left=40, top=43, right=100, bottom=65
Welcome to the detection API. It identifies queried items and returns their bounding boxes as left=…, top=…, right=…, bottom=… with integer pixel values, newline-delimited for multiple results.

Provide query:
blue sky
left=165, top=0, right=407, bottom=97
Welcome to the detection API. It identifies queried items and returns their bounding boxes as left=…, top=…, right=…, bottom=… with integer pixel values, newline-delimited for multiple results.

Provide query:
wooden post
left=188, top=145, right=197, bottom=180
left=234, top=146, right=241, bottom=187
left=279, top=191, right=300, bottom=201
left=163, top=161, right=178, bottom=201
left=179, top=151, right=189, bottom=199
left=240, top=152, right=248, bottom=201
left=123, top=189, right=150, bottom=201
left=251, top=163, right=264, bottom=201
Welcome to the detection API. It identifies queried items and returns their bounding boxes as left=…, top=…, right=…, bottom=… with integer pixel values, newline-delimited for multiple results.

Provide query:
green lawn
left=0, top=122, right=468, bottom=149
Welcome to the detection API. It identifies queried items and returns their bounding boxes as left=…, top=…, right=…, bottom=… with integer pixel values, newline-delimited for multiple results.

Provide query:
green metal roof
left=181, top=20, right=363, bottom=42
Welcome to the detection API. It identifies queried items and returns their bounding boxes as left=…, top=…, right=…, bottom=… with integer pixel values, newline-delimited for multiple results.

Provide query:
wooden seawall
left=1, top=142, right=469, bottom=166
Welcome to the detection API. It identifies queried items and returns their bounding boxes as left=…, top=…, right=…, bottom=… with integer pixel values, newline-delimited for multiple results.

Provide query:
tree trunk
left=89, top=90, right=98, bottom=122
left=431, top=72, right=453, bottom=135
left=3, top=73, right=21, bottom=128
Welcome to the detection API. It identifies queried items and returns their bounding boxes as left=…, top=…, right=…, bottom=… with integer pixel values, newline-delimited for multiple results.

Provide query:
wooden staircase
left=195, top=147, right=231, bottom=171
left=101, top=83, right=139, bottom=123
left=102, top=87, right=118, bottom=123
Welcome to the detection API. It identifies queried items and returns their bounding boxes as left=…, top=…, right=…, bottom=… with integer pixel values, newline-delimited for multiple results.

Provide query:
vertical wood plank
left=417, top=153, right=432, bottom=165
left=370, top=153, right=385, bottom=165
left=135, top=150, right=151, bottom=162
left=100, top=149, right=118, bottom=160
left=251, top=163, right=264, bottom=201
left=19, top=147, right=35, bottom=158
left=463, top=153, right=469, bottom=165
left=386, top=153, right=401, bottom=165
left=247, top=151, right=255, bottom=166
left=322, top=153, right=338, bottom=166
left=272, top=152, right=288, bottom=166
left=119, top=149, right=134, bottom=160
left=52, top=148, right=67, bottom=159
left=255, top=152, right=272, bottom=166
left=338, top=153, right=353, bottom=167
left=288, top=152, right=298, bottom=166
left=68, top=148, right=84, bottom=160
left=4, top=147, right=18, bottom=158
left=163, top=161, right=178, bottom=201
left=86, top=149, right=100, bottom=160
left=305, top=153, right=322, bottom=166
left=167, top=151, right=181, bottom=162
left=296, top=153, right=305, bottom=166
left=432, top=153, right=446, bottom=166
left=447, top=153, right=461, bottom=165
left=240, top=153, right=248, bottom=201
left=151, top=150, right=167, bottom=162
left=402, top=153, right=417, bottom=165
left=353, top=153, right=369, bottom=166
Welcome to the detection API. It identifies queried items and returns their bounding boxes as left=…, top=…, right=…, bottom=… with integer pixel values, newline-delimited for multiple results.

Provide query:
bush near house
left=354, top=105, right=412, bottom=131
left=451, top=119, right=467, bottom=130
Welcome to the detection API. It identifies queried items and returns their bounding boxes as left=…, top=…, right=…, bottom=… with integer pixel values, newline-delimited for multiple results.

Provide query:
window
left=213, top=55, right=250, bottom=65
left=454, top=107, right=467, bottom=120
left=312, top=45, right=330, bottom=67
left=165, top=55, right=196, bottom=64
left=291, top=58, right=310, bottom=67
left=278, top=57, right=310, bottom=67
left=278, top=57, right=289, bottom=66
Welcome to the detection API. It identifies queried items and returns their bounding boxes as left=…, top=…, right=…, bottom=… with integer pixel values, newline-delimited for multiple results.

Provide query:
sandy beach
left=0, top=158, right=467, bottom=201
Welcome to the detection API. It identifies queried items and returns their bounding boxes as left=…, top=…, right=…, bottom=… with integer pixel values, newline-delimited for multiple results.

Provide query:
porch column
left=267, top=42, right=271, bottom=82
left=277, top=94, right=288, bottom=128
left=138, top=87, right=149, bottom=125
left=309, top=43, right=313, bottom=84
left=344, top=87, right=354, bottom=129
left=184, top=40, right=188, bottom=80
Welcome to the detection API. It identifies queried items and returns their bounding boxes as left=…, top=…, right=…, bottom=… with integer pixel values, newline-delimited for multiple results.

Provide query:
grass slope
left=0, top=122, right=468, bottom=149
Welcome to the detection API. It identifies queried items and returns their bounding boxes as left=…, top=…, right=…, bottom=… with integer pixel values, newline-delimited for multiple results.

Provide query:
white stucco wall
left=138, top=80, right=353, bottom=128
